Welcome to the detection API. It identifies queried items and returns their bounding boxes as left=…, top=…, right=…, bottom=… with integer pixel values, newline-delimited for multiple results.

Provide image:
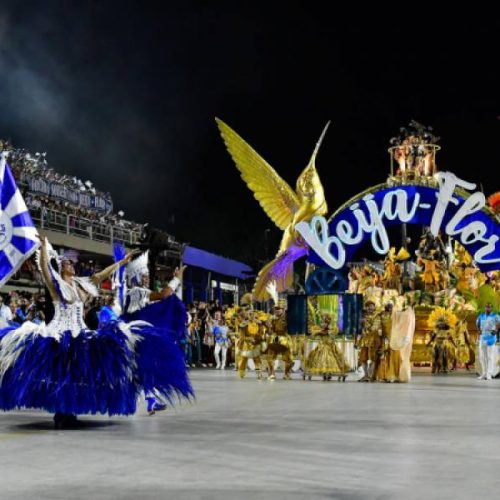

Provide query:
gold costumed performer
left=381, top=248, right=402, bottom=292
left=304, top=313, right=349, bottom=382
left=356, top=301, right=382, bottom=382
left=376, top=302, right=402, bottom=383
left=266, top=302, right=293, bottom=381
left=264, top=281, right=293, bottom=380
left=389, top=299, right=416, bottom=382
left=426, top=307, right=458, bottom=374
left=236, top=308, right=265, bottom=380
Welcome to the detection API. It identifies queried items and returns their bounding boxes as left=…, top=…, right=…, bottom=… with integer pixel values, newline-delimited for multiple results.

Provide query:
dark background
left=1, top=2, right=498, bottom=267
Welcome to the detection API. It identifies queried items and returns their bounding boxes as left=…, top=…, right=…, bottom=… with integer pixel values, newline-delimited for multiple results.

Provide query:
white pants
left=479, top=343, right=495, bottom=378
left=214, top=344, right=227, bottom=368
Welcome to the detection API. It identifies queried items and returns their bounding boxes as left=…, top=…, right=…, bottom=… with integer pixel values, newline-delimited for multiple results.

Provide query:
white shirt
left=0, top=304, right=13, bottom=322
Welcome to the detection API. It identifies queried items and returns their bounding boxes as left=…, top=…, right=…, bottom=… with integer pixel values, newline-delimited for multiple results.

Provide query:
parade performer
left=452, top=318, right=473, bottom=371
left=236, top=308, right=265, bottom=380
left=476, top=303, right=500, bottom=380
left=376, top=302, right=402, bottom=383
left=266, top=298, right=293, bottom=381
left=390, top=299, right=416, bottom=382
left=348, top=265, right=362, bottom=293
left=304, top=313, right=349, bottom=382
left=120, top=250, right=190, bottom=414
left=356, top=301, right=382, bottom=381
left=358, top=265, right=378, bottom=295
left=0, top=238, right=192, bottom=427
left=417, top=250, right=447, bottom=293
left=426, top=307, right=458, bottom=374
left=381, top=248, right=402, bottom=292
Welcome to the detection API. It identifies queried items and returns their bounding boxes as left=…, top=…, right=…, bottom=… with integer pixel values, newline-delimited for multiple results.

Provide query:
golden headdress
left=427, top=307, right=458, bottom=330
left=240, top=293, right=253, bottom=308
left=275, top=298, right=287, bottom=310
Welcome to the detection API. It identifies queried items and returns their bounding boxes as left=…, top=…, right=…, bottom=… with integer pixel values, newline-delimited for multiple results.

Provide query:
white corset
left=47, top=301, right=88, bottom=338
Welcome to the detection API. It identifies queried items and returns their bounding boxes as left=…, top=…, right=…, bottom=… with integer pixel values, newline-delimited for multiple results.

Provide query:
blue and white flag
left=0, top=152, right=39, bottom=288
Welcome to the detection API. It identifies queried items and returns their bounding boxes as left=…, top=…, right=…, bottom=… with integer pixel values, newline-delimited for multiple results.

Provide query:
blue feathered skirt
left=121, top=294, right=187, bottom=342
left=0, top=320, right=193, bottom=416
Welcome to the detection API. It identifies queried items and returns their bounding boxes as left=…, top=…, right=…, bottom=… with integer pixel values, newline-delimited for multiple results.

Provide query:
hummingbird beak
left=310, top=121, right=331, bottom=165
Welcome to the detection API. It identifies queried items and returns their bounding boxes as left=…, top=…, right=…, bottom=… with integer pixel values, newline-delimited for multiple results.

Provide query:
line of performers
left=218, top=296, right=413, bottom=383
left=204, top=285, right=498, bottom=383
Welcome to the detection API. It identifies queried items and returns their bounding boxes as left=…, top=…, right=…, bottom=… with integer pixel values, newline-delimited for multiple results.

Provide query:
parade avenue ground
left=1, top=369, right=499, bottom=500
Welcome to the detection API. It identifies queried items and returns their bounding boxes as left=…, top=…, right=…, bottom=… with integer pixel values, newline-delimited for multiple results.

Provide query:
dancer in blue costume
left=0, top=237, right=192, bottom=428
left=119, top=250, right=188, bottom=415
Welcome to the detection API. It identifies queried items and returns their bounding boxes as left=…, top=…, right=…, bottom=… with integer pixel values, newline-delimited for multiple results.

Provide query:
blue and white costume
left=119, top=251, right=190, bottom=413
left=0, top=242, right=192, bottom=418
left=476, top=311, right=500, bottom=380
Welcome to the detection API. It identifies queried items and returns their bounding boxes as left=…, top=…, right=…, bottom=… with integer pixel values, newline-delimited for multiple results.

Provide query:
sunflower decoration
left=488, top=192, right=500, bottom=215
left=427, top=307, right=458, bottom=331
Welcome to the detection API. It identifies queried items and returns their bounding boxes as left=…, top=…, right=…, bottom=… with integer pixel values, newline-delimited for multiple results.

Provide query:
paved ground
left=1, top=369, right=499, bottom=500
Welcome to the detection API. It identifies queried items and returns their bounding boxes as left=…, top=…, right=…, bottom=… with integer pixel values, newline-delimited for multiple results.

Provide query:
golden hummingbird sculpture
left=215, top=118, right=330, bottom=300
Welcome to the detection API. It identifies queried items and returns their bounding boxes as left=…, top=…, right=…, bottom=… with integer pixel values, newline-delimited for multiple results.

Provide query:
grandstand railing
left=29, top=207, right=140, bottom=246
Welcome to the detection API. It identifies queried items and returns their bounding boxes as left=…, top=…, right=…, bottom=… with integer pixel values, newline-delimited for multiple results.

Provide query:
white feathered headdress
left=126, top=251, right=149, bottom=285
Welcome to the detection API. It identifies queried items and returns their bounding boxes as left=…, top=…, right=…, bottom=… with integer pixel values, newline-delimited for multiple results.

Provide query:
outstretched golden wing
left=216, top=118, right=300, bottom=230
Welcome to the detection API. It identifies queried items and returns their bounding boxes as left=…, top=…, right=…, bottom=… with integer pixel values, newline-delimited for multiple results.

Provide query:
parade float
left=216, top=119, right=500, bottom=378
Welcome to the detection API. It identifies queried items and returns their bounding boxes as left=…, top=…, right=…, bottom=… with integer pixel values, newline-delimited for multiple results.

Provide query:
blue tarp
left=183, top=246, right=253, bottom=280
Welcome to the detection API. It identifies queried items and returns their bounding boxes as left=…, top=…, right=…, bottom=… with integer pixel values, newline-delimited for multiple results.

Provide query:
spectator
left=98, top=296, right=118, bottom=328
left=0, top=296, right=13, bottom=323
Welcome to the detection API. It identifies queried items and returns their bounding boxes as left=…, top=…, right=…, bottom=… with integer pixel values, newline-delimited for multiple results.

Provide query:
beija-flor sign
left=296, top=172, right=500, bottom=272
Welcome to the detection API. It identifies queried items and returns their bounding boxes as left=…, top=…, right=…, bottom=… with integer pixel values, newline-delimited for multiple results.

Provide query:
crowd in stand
left=0, top=291, right=46, bottom=325
left=8, top=256, right=105, bottom=285
left=1, top=140, right=143, bottom=236
left=4, top=142, right=112, bottom=202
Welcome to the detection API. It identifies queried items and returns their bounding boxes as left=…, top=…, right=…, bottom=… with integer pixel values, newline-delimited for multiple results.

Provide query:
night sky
left=1, top=3, right=499, bottom=267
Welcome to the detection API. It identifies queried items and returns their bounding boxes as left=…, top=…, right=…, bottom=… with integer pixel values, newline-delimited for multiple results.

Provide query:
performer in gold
left=356, top=301, right=382, bottom=381
left=358, top=265, right=377, bottom=295
left=426, top=307, right=458, bottom=374
left=376, top=302, right=402, bottom=382
left=266, top=298, right=293, bottom=381
left=418, top=250, right=445, bottom=292
left=381, top=248, right=402, bottom=292
left=452, top=318, right=473, bottom=370
left=305, top=313, right=349, bottom=381
left=236, top=309, right=265, bottom=380
left=348, top=265, right=362, bottom=294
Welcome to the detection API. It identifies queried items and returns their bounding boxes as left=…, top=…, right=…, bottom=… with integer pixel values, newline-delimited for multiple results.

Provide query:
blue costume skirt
left=0, top=319, right=192, bottom=416
left=121, top=294, right=187, bottom=342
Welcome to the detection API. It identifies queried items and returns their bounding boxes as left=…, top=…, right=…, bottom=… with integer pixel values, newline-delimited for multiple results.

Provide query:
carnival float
left=216, top=119, right=500, bottom=381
